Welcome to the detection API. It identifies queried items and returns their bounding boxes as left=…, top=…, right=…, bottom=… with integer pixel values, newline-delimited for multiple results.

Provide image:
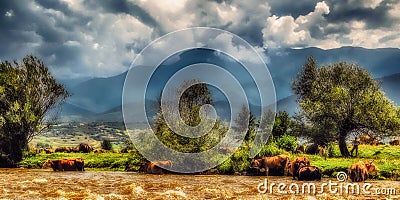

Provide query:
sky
left=1, top=0, right=399, bottom=79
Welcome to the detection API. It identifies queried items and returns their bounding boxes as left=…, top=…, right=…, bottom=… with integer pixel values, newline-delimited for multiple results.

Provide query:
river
left=0, top=168, right=399, bottom=199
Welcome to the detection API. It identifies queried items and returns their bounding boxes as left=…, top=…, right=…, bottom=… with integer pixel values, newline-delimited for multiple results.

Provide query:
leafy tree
left=234, top=105, right=256, bottom=142
left=0, top=55, right=68, bottom=167
left=101, top=139, right=113, bottom=150
left=152, top=80, right=227, bottom=153
left=271, top=111, right=291, bottom=140
left=293, top=56, right=400, bottom=157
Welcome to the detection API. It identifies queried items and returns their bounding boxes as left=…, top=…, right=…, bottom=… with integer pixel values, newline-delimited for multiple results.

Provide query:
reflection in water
left=0, top=169, right=399, bottom=199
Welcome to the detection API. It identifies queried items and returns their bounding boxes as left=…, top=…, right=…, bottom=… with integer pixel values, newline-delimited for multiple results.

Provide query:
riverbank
left=19, top=145, right=400, bottom=179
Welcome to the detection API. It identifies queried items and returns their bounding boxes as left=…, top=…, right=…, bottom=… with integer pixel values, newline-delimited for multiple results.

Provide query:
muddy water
left=0, top=169, right=399, bottom=200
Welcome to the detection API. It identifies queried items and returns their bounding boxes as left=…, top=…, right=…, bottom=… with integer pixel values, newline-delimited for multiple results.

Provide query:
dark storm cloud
left=269, top=0, right=320, bottom=18
left=325, top=0, right=396, bottom=29
left=0, top=0, right=93, bottom=77
left=84, top=0, right=163, bottom=34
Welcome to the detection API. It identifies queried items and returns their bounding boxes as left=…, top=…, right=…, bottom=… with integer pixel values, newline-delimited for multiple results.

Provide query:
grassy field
left=20, top=144, right=400, bottom=179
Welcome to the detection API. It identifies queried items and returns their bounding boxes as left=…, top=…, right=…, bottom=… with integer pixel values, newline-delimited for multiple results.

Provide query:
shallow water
left=0, top=168, right=399, bottom=199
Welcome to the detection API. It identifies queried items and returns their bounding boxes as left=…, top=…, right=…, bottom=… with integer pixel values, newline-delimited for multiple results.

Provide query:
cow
left=296, top=165, right=322, bottom=181
left=138, top=162, right=149, bottom=173
left=44, top=148, right=54, bottom=154
left=55, top=147, right=71, bottom=153
left=77, top=143, right=93, bottom=153
left=250, top=154, right=289, bottom=176
left=138, top=160, right=173, bottom=174
left=286, top=156, right=311, bottom=177
left=348, top=161, right=380, bottom=182
left=390, top=139, right=400, bottom=146
left=93, top=149, right=106, bottom=153
left=43, top=158, right=85, bottom=171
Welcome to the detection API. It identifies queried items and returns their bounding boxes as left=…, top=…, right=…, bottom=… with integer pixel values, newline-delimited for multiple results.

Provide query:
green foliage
left=152, top=80, right=228, bottom=154
left=101, top=139, right=113, bottom=150
left=272, top=111, right=291, bottom=139
left=327, top=142, right=340, bottom=157
left=276, top=134, right=297, bottom=152
left=0, top=55, right=69, bottom=167
left=257, top=142, right=286, bottom=157
left=292, top=56, right=400, bottom=156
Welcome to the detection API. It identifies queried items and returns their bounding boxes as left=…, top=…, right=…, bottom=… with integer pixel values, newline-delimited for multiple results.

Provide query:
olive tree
left=293, top=56, right=400, bottom=157
left=0, top=55, right=68, bottom=167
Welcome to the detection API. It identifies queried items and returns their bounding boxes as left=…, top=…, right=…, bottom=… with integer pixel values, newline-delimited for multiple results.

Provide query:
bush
left=327, top=142, right=340, bottom=157
left=101, top=139, right=113, bottom=150
left=257, top=142, right=286, bottom=157
left=276, top=134, right=297, bottom=152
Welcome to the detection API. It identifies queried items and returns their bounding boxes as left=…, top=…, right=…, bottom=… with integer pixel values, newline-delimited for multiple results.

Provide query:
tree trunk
left=338, top=131, right=350, bottom=157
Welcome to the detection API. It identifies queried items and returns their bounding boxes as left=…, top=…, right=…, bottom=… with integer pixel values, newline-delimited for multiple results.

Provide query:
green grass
left=20, top=144, right=400, bottom=179
left=20, top=152, right=144, bottom=171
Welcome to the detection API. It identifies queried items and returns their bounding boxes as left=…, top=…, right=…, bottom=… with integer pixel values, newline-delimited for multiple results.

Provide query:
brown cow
left=250, top=154, right=289, bottom=176
left=285, top=156, right=311, bottom=177
left=43, top=158, right=85, bottom=171
left=44, top=148, right=54, bottom=154
left=55, top=147, right=71, bottom=153
left=296, top=165, right=322, bottom=181
left=348, top=161, right=380, bottom=182
left=77, top=143, right=93, bottom=153
left=138, top=160, right=173, bottom=174
left=93, top=149, right=107, bottom=153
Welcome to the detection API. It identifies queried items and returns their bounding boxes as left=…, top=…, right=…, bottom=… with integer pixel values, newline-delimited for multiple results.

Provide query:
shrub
left=257, top=142, right=286, bottom=157
left=276, top=134, right=297, bottom=152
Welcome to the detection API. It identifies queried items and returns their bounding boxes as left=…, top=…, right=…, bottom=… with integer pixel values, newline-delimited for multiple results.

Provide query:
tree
left=101, top=139, right=113, bottom=150
left=0, top=55, right=68, bottom=167
left=293, top=56, right=400, bottom=156
left=271, top=111, right=291, bottom=140
left=152, top=80, right=227, bottom=153
left=234, top=105, right=255, bottom=142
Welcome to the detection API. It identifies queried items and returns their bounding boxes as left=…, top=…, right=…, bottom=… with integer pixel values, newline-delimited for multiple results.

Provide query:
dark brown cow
left=250, top=154, right=289, bottom=176
left=293, top=161, right=322, bottom=181
left=138, top=162, right=149, bottom=173
left=44, top=148, right=54, bottom=154
left=286, top=156, right=311, bottom=177
left=77, top=143, right=93, bottom=153
left=348, top=161, right=379, bottom=182
left=43, top=158, right=85, bottom=171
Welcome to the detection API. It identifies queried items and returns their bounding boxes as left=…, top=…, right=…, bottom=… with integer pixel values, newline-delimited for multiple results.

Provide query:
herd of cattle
left=33, top=143, right=107, bottom=154
left=248, top=154, right=379, bottom=182
left=40, top=137, right=391, bottom=182
left=41, top=154, right=380, bottom=182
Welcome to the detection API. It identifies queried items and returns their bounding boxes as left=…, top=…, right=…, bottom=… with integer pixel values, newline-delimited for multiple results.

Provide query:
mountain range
left=58, top=47, right=400, bottom=122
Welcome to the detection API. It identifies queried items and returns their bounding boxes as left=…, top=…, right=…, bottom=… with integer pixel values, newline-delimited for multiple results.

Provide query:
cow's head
left=250, top=159, right=262, bottom=168
left=365, top=161, right=380, bottom=173
left=42, top=160, right=53, bottom=168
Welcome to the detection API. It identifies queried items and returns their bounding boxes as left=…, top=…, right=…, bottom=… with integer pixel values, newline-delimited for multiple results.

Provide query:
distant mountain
left=66, top=72, right=127, bottom=113
left=378, top=73, right=400, bottom=106
left=58, top=47, right=400, bottom=121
